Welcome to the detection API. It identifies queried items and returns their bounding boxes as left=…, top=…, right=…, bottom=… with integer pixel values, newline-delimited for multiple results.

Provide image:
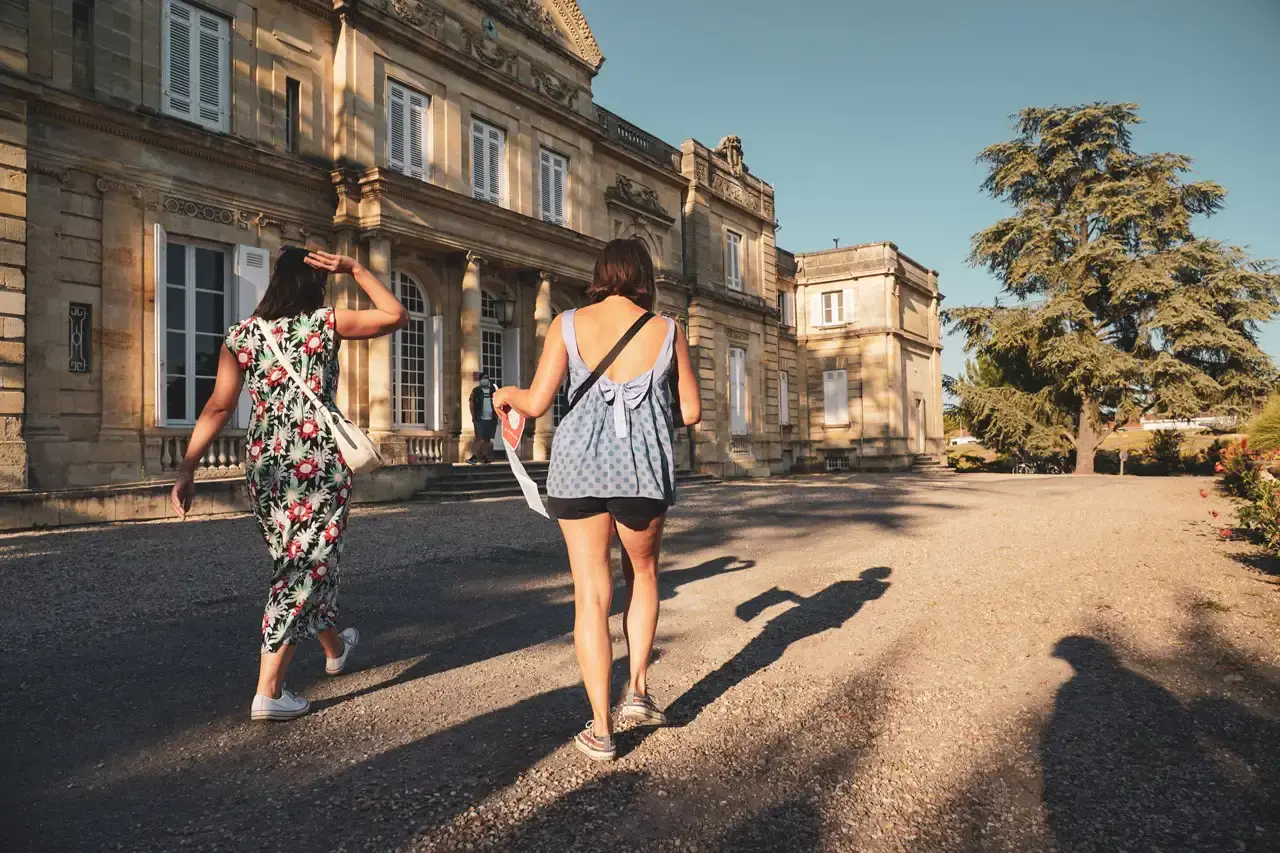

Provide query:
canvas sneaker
left=573, top=721, right=616, bottom=762
left=325, top=627, right=360, bottom=676
left=619, top=691, right=667, bottom=726
left=250, top=689, right=310, bottom=722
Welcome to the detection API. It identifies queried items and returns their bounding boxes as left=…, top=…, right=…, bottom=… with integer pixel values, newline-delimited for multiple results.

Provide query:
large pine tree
left=948, top=103, right=1280, bottom=474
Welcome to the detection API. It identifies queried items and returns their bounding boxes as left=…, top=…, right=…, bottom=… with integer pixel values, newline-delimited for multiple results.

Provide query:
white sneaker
left=325, top=627, right=360, bottom=676
left=250, top=689, right=310, bottom=721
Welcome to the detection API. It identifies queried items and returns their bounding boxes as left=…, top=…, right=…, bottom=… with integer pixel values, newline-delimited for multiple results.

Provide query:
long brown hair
left=253, top=246, right=328, bottom=321
left=585, top=239, right=655, bottom=311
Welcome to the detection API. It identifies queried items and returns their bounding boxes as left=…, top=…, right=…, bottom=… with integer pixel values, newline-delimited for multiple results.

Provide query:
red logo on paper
left=501, top=409, right=525, bottom=451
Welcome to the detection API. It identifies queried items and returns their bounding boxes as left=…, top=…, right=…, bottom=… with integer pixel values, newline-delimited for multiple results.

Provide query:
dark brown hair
left=253, top=246, right=328, bottom=321
left=586, top=239, right=655, bottom=311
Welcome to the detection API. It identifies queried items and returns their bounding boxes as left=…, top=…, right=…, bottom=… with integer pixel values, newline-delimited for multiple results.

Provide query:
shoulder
left=225, top=318, right=256, bottom=347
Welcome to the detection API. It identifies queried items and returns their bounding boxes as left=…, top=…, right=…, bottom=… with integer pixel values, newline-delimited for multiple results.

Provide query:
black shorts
left=545, top=496, right=670, bottom=531
left=475, top=419, right=498, bottom=440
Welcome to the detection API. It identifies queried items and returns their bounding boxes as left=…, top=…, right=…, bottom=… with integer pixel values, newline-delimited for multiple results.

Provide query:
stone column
left=458, top=251, right=485, bottom=461
left=532, top=270, right=554, bottom=461
left=96, top=177, right=144, bottom=460
left=365, top=234, right=393, bottom=438
left=332, top=230, right=360, bottom=419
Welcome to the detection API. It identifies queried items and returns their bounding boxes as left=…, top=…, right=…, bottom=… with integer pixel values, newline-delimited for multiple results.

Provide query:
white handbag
left=255, top=318, right=383, bottom=475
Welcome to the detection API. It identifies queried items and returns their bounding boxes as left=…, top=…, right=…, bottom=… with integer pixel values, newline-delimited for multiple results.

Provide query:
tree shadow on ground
left=1041, top=635, right=1280, bottom=853
left=624, top=567, right=891, bottom=756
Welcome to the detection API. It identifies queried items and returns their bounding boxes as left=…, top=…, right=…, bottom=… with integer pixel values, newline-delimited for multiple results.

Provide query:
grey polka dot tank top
left=546, top=309, right=678, bottom=503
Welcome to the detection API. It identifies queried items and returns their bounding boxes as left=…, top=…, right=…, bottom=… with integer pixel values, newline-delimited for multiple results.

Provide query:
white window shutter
left=387, top=82, right=407, bottom=174
left=842, top=286, right=856, bottom=324
left=502, top=326, right=521, bottom=387
left=471, top=121, right=487, bottom=199
left=824, top=369, right=849, bottom=425
left=729, top=348, right=747, bottom=435
left=195, top=9, right=229, bottom=131
left=780, top=370, right=790, bottom=425
left=162, top=0, right=195, bottom=121
left=823, top=370, right=837, bottom=425
left=838, top=371, right=849, bottom=424
left=487, top=125, right=503, bottom=204
left=430, top=314, right=443, bottom=430
left=154, top=224, right=168, bottom=426
left=540, top=150, right=553, bottom=221
left=552, top=153, right=566, bottom=225
left=407, top=90, right=427, bottom=180
left=809, top=290, right=823, bottom=330
left=233, top=245, right=270, bottom=427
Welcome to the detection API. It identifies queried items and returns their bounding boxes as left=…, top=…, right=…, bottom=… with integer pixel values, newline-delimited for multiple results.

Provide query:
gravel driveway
left=2, top=473, right=1277, bottom=852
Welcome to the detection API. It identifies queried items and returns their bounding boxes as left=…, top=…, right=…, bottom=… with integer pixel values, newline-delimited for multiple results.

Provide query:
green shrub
left=1237, top=478, right=1280, bottom=555
left=1146, top=429, right=1185, bottom=475
left=1247, top=396, right=1280, bottom=454
left=951, top=452, right=987, bottom=473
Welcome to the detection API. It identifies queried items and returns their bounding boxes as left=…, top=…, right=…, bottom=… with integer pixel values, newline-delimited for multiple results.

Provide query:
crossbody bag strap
left=255, top=318, right=334, bottom=427
left=566, top=311, right=655, bottom=413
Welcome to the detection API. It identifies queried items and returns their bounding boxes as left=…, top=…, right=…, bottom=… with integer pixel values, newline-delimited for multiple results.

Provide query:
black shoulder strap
left=567, top=311, right=655, bottom=413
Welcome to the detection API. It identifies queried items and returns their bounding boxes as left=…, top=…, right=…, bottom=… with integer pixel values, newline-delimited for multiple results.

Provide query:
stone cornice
left=688, top=281, right=780, bottom=323
left=800, top=325, right=942, bottom=352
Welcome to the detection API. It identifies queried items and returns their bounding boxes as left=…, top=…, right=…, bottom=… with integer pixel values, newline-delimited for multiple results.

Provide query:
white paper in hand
left=500, top=409, right=549, bottom=518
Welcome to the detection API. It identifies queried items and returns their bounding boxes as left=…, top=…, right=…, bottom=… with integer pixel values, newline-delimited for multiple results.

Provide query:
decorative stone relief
left=710, top=170, right=756, bottom=211
left=496, top=0, right=560, bottom=40
left=380, top=0, right=444, bottom=36
left=727, top=327, right=750, bottom=342
left=547, top=0, right=604, bottom=68
left=161, top=194, right=245, bottom=227
left=530, top=66, right=574, bottom=106
left=604, top=174, right=670, bottom=220
left=459, top=24, right=518, bottom=76
left=695, top=161, right=708, bottom=184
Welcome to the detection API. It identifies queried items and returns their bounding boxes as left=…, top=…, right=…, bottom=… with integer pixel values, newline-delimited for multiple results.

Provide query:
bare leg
left=616, top=514, right=665, bottom=698
left=256, top=644, right=297, bottom=698
left=317, top=627, right=344, bottom=659
left=559, top=513, right=616, bottom=737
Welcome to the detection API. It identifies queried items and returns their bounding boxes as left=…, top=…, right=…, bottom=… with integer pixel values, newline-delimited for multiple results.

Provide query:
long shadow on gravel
left=624, top=567, right=892, bottom=755
left=1042, top=635, right=1280, bottom=853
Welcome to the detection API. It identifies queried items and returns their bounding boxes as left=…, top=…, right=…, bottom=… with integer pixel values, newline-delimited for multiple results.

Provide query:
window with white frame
left=540, top=149, right=568, bottom=225
left=777, top=290, right=796, bottom=327
left=822, top=291, right=844, bottom=326
left=387, top=79, right=429, bottom=180
left=551, top=308, right=569, bottom=424
left=823, top=368, right=850, bottom=426
left=392, top=271, right=441, bottom=428
left=471, top=118, right=506, bottom=205
left=481, top=329, right=503, bottom=388
left=161, top=0, right=230, bottom=133
left=729, top=346, right=748, bottom=435
left=780, top=370, right=791, bottom=426
left=725, top=230, right=744, bottom=291
left=161, top=239, right=233, bottom=424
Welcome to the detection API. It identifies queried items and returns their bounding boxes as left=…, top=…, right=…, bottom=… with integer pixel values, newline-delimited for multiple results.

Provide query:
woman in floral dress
left=170, top=248, right=406, bottom=721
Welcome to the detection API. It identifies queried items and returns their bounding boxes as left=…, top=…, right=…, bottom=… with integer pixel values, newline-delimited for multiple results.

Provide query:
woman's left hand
left=170, top=471, right=195, bottom=519
left=492, top=386, right=518, bottom=417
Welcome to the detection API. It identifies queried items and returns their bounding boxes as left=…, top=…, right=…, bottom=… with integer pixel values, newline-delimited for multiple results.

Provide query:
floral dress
left=224, top=307, right=352, bottom=653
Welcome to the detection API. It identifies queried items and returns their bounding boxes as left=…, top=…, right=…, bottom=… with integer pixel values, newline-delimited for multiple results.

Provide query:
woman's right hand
left=304, top=251, right=359, bottom=275
left=170, top=471, right=195, bottom=519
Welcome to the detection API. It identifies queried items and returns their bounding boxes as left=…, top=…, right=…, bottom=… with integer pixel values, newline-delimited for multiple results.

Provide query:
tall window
left=388, top=80, right=429, bottom=180
left=471, top=118, right=505, bottom=205
left=822, top=291, right=844, bottom=326
left=780, top=370, right=791, bottom=426
left=725, top=230, right=743, bottom=291
left=285, top=77, right=300, bottom=154
left=481, top=330, right=503, bottom=388
left=393, top=271, right=440, bottom=428
left=552, top=308, right=569, bottom=424
left=729, top=347, right=747, bottom=435
left=823, top=368, right=849, bottom=426
left=161, top=0, right=230, bottom=133
left=777, top=290, right=796, bottom=327
left=540, top=149, right=568, bottom=225
left=162, top=240, right=232, bottom=424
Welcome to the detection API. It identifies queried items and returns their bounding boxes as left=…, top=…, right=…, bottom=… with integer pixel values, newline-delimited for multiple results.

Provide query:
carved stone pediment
left=480, top=0, right=604, bottom=70
left=604, top=174, right=672, bottom=223
left=379, top=0, right=445, bottom=37
left=459, top=23, right=518, bottom=76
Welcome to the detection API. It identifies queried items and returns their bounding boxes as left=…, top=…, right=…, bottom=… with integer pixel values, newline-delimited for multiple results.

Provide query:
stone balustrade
left=158, top=432, right=247, bottom=474
left=405, top=435, right=445, bottom=464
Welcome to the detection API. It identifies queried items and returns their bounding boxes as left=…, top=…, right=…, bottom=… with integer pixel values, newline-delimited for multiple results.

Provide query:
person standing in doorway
left=169, top=247, right=406, bottom=722
left=469, top=371, right=500, bottom=464
left=493, top=239, right=702, bottom=762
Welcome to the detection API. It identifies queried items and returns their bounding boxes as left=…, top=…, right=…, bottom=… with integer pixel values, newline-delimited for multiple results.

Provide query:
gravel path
left=2, top=473, right=1277, bottom=852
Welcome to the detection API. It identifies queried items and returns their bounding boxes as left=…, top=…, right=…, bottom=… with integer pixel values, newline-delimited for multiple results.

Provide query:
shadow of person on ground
left=1041, top=635, right=1280, bottom=853
left=309, top=555, right=757, bottom=712
left=710, top=797, right=824, bottom=853
left=648, top=567, right=891, bottom=736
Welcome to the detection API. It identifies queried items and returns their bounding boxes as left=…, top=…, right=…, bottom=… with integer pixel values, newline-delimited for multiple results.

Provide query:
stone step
left=417, top=470, right=713, bottom=503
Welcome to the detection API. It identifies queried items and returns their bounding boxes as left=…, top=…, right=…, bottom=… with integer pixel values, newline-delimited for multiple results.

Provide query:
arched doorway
left=480, top=287, right=520, bottom=388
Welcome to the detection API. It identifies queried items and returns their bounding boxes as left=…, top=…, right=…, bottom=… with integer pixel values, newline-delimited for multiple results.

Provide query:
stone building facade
left=0, top=0, right=941, bottom=504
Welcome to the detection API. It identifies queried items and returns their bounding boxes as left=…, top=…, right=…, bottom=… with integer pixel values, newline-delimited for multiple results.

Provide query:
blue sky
left=577, top=0, right=1280, bottom=380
